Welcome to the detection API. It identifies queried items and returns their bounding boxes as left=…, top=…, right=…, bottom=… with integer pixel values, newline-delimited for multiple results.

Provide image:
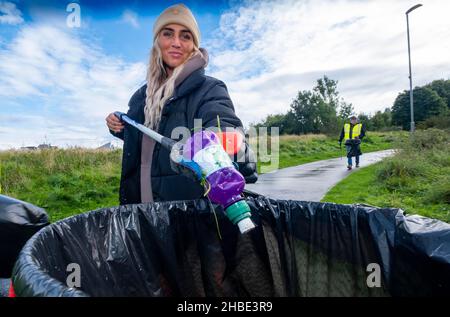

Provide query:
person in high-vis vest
left=339, top=115, right=366, bottom=170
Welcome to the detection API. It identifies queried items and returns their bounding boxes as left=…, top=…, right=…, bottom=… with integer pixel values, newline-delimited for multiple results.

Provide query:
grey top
left=140, top=135, right=156, bottom=203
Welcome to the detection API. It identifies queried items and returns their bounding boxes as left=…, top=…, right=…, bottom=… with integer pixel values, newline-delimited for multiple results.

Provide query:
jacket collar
left=174, top=67, right=206, bottom=99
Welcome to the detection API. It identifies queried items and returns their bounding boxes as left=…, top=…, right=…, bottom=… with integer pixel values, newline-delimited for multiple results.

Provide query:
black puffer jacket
left=110, top=68, right=257, bottom=205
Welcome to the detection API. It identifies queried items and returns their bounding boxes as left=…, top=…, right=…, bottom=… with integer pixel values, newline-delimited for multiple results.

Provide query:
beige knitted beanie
left=153, top=4, right=200, bottom=47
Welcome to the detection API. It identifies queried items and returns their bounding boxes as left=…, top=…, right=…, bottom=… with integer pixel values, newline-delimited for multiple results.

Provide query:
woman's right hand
left=106, top=112, right=125, bottom=133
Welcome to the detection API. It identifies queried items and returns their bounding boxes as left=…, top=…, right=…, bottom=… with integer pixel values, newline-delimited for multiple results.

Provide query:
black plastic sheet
left=0, top=195, right=49, bottom=278
left=12, top=194, right=450, bottom=297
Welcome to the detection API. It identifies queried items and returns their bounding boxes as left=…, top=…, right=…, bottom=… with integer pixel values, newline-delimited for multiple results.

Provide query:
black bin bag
left=0, top=195, right=50, bottom=278
left=12, top=195, right=450, bottom=297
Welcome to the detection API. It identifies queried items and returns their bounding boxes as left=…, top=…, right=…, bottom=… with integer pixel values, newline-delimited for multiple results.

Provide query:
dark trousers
left=346, top=144, right=361, bottom=166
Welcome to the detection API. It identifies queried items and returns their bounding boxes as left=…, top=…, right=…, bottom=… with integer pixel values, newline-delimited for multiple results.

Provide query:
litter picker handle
left=114, top=112, right=176, bottom=151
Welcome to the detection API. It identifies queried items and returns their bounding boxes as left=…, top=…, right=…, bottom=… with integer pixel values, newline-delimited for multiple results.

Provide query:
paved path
left=245, top=149, right=395, bottom=201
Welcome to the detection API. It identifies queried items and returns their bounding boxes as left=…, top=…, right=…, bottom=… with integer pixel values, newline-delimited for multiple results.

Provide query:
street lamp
left=406, top=4, right=422, bottom=133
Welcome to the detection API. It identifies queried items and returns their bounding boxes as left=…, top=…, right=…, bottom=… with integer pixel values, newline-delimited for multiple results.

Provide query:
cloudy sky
left=0, top=0, right=449, bottom=149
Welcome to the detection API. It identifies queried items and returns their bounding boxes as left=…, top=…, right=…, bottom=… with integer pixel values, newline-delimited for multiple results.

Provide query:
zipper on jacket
left=167, top=96, right=176, bottom=104
left=162, top=96, right=177, bottom=117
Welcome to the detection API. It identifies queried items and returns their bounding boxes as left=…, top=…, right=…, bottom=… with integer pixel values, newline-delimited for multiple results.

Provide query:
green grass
left=322, top=128, right=450, bottom=222
left=0, top=148, right=122, bottom=222
left=256, top=131, right=405, bottom=173
left=0, top=131, right=402, bottom=222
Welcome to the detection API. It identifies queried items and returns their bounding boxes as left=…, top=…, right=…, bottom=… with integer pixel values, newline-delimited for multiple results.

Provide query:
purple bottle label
left=183, top=130, right=245, bottom=207
left=206, top=168, right=245, bottom=207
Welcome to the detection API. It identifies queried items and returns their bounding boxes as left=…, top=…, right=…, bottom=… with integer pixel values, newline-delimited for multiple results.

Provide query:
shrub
left=424, top=176, right=450, bottom=204
left=376, top=156, right=427, bottom=181
left=404, top=128, right=449, bottom=150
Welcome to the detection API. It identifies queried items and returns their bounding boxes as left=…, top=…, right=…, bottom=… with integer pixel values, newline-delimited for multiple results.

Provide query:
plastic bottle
left=183, top=130, right=255, bottom=233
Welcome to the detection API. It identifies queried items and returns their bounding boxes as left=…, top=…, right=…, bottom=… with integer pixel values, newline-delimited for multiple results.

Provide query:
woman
left=106, top=4, right=257, bottom=205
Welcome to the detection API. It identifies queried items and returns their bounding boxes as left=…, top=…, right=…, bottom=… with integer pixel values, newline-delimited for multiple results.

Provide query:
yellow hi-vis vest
left=344, top=123, right=362, bottom=140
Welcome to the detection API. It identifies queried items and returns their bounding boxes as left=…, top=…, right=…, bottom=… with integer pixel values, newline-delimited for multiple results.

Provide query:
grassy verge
left=0, top=148, right=122, bottom=222
left=322, top=128, right=450, bottom=222
left=256, top=131, right=404, bottom=173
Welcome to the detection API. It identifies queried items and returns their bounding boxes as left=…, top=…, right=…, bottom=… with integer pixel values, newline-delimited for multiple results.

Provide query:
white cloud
left=121, top=9, right=139, bottom=28
left=1, top=0, right=449, bottom=149
left=0, top=24, right=146, bottom=149
left=0, top=1, right=23, bottom=25
left=206, top=0, right=450, bottom=126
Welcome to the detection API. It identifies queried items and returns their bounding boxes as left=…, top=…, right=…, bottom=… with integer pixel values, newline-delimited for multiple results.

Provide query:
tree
left=371, top=111, right=385, bottom=130
left=426, top=79, right=450, bottom=109
left=260, top=114, right=286, bottom=130
left=289, top=90, right=323, bottom=134
left=254, top=75, right=359, bottom=135
left=358, top=113, right=372, bottom=130
left=252, top=113, right=297, bottom=135
left=288, top=76, right=343, bottom=135
left=282, top=111, right=298, bottom=134
left=338, top=102, right=354, bottom=120
left=381, top=108, right=392, bottom=128
left=392, top=87, right=447, bottom=130
left=370, top=108, right=392, bottom=130
left=313, top=76, right=339, bottom=109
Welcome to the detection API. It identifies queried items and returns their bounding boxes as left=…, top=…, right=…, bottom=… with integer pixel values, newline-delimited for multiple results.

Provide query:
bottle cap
left=237, top=217, right=256, bottom=234
left=225, top=200, right=251, bottom=224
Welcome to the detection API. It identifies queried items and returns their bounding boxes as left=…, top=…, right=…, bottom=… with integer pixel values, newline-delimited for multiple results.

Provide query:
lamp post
left=406, top=4, right=422, bottom=133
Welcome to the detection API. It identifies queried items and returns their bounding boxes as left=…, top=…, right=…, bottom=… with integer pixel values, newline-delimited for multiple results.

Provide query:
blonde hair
left=144, top=35, right=198, bottom=129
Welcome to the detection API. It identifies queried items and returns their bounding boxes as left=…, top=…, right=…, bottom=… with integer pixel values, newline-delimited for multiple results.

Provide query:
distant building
left=20, top=146, right=37, bottom=151
left=20, top=143, right=57, bottom=151
left=97, top=142, right=116, bottom=150
left=37, top=143, right=57, bottom=149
